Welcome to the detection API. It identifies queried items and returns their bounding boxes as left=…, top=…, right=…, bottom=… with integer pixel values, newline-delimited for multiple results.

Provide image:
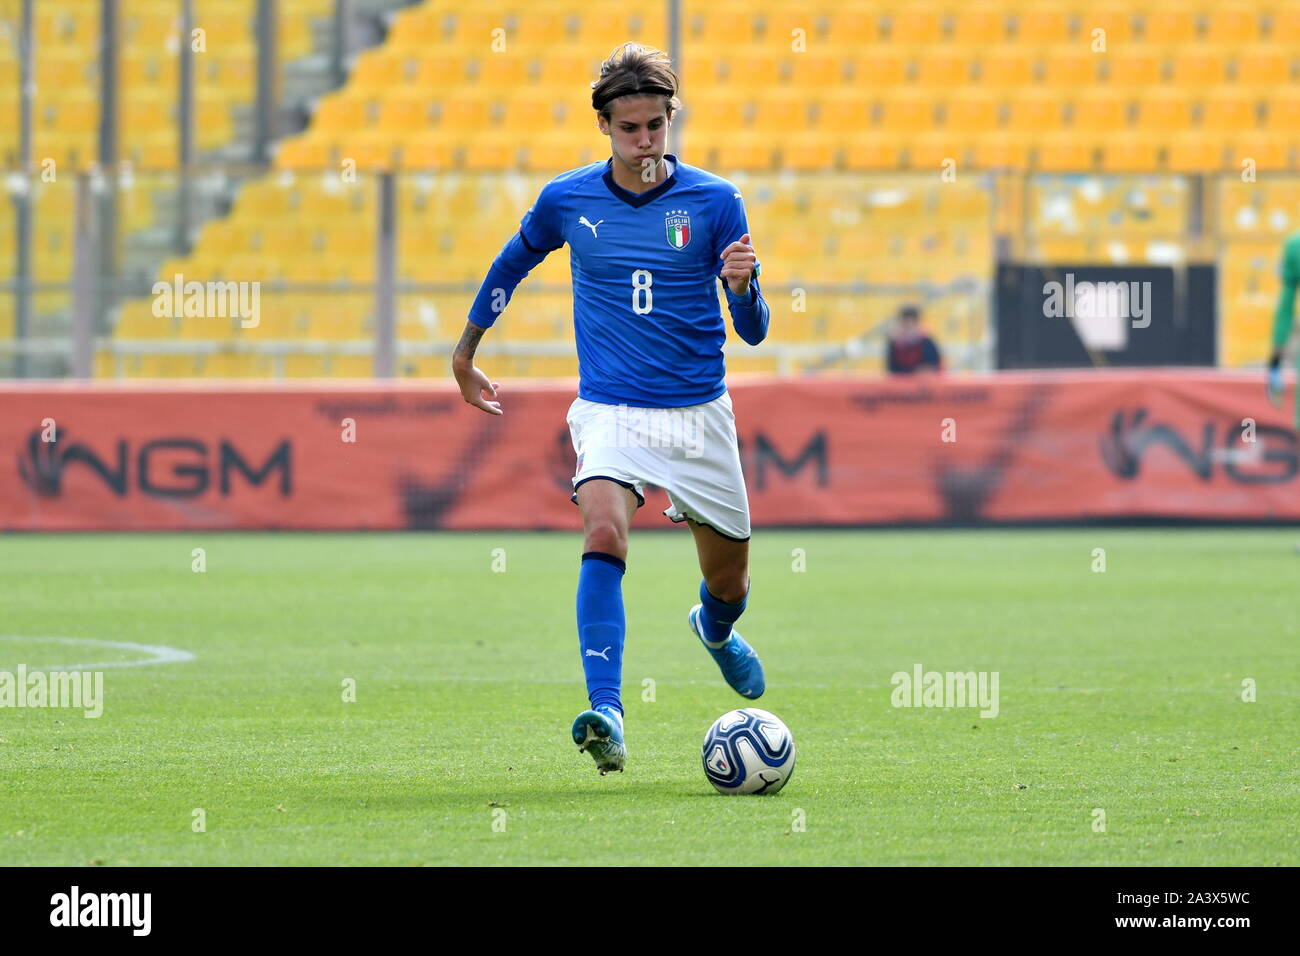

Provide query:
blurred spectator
left=887, top=304, right=942, bottom=375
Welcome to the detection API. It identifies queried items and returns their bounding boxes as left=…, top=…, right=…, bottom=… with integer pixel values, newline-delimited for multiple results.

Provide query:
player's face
left=600, top=96, right=671, bottom=177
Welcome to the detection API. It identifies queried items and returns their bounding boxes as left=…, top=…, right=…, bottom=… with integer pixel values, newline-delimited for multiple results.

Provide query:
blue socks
left=698, top=579, right=748, bottom=647
left=577, top=552, right=626, bottom=717
left=577, top=560, right=750, bottom=713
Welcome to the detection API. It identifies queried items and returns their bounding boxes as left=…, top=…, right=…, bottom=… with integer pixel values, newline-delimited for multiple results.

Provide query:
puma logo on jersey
left=585, top=646, right=612, bottom=661
left=579, top=216, right=604, bottom=238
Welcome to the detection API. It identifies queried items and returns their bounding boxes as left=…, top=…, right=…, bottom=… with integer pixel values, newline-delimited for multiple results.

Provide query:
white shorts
left=566, top=392, right=752, bottom=541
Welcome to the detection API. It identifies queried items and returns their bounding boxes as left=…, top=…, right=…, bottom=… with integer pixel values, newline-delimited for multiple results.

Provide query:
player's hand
left=1267, top=351, right=1284, bottom=408
left=720, top=233, right=757, bottom=297
left=453, top=361, right=503, bottom=415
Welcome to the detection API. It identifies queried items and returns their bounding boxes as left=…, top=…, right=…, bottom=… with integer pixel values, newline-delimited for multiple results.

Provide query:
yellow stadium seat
left=1265, top=92, right=1300, bottom=130
left=198, top=57, right=255, bottom=100
left=385, top=8, right=441, bottom=49
left=349, top=52, right=408, bottom=92
left=1070, top=91, right=1128, bottom=133
left=713, top=133, right=778, bottom=172
left=535, top=54, right=596, bottom=88
left=1042, top=49, right=1101, bottom=88
left=820, top=94, right=872, bottom=132
left=463, top=134, right=524, bottom=172
left=1139, top=6, right=1197, bottom=44
left=576, top=11, right=668, bottom=48
left=411, top=55, right=469, bottom=88
left=762, top=9, right=818, bottom=48
left=1201, top=91, right=1257, bottom=132
left=1035, top=135, right=1098, bottom=172
left=843, top=134, right=904, bottom=170
left=46, top=99, right=97, bottom=134
left=511, top=12, right=569, bottom=49
left=398, top=134, right=453, bottom=170
left=1100, top=138, right=1162, bottom=172
left=313, top=94, right=372, bottom=133
left=887, top=6, right=944, bottom=46
left=437, top=97, right=493, bottom=131
left=524, top=133, right=598, bottom=173
left=1269, top=6, right=1300, bottom=44
left=823, top=8, right=881, bottom=45
left=907, top=134, right=963, bottom=171
left=950, top=8, right=1008, bottom=46
left=718, top=52, right=786, bottom=88
left=1234, top=47, right=1294, bottom=88
left=1134, top=90, right=1195, bottom=132
left=121, top=53, right=177, bottom=88
left=276, top=136, right=334, bottom=170
left=1107, top=47, right=1164, bottom=87
left=471, top=54, right=530, bottom=88
left=1014, top=7, right=1073, bottom=45
left=913, top=50, right=970, bottom=88
left=1205, top=4, right=1263, bottom=45
left=1166, top=134, right=1226, bottom=172
left=1228, top=136, right=1293, bottom=171
left=338, top=135, right=394, bottom=171
left=943, top=93, right=1001, bottom=134
left=376, top=97, right=436, bottom=134
left=977, top=47, right=1035, bottom=89
left=780, top=136, right=836, bottom=172
left=1079, top=5, right=1135, bottom=44
left=497, top=97, right=563, bottom=134
left=787, top=55, right=844, bottom=88
left=1170, top=50, right=1228, bottom=88
left=685, top=8, right=746, bottom=44
left=876, top=94, right=936, bottom=133
left=683, top=93, right=753, bottom=131
left=197, top=98, right=234, bottom=145
left=753, top=94, right=814, bottom=133
left=850, top=51, right=908, bottom=89
left=971, top=136, right=1031, bottom=170
left=1005, top=93, right=1065, bottom=132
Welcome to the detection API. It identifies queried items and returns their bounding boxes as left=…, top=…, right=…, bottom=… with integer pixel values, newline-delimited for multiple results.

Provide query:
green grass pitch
left=0, top=529, right=1296, bottom=866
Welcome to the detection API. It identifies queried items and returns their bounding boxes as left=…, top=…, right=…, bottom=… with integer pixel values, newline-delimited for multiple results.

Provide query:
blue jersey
left=468, top=154, right=770, bottom=408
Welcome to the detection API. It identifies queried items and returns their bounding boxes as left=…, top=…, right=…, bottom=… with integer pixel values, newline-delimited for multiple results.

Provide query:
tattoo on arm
left=454, top=322, right=486, bottom=364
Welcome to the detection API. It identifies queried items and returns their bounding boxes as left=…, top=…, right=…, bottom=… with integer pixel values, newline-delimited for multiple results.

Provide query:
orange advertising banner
left=1, top=370, right=1295, bottom=531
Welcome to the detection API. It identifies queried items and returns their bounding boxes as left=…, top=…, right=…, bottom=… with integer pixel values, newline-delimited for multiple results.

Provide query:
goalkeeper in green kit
left=1268, top=232, right=1300, bottom=426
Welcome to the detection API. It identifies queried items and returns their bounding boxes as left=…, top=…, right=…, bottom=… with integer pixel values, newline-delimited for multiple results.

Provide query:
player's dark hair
left=900, top=304, right=921, bottom=321
left=591, top=42, right=682, bottom=122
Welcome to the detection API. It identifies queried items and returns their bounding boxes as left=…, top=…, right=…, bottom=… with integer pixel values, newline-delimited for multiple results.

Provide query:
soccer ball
left=701, top=708, right=796, bottom=795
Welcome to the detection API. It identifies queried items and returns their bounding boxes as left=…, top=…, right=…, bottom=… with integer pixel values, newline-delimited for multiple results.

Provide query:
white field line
left=0, top=635, right=196, bottom=670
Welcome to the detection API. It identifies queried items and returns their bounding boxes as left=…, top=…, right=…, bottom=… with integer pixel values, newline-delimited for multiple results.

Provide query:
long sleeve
left=724, top=275, right=770, bottom=346
left=467, top=229, right=553, bottom=329
left=467, top=178, right=567, bottom=329
left=713, top=183, right=768, bottom=346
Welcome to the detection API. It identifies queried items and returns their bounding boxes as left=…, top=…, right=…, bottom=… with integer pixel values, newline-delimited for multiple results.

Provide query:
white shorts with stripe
left=566, top=391, right=752, bottom=541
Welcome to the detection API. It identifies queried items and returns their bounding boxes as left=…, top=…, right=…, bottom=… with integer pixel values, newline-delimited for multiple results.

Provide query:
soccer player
left=1268, top=231, right=1298, bottom=428
left=452, top=43, right=770, bottom=775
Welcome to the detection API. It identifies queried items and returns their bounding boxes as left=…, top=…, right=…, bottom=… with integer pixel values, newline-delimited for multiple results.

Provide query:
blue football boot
left=689, top=603, right=765, bottom=699
left=571, top=705, right=626, bottom=775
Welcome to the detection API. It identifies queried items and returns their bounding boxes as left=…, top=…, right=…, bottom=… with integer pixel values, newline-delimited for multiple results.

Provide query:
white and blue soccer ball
left=702, top=708, right=796, bottom=795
